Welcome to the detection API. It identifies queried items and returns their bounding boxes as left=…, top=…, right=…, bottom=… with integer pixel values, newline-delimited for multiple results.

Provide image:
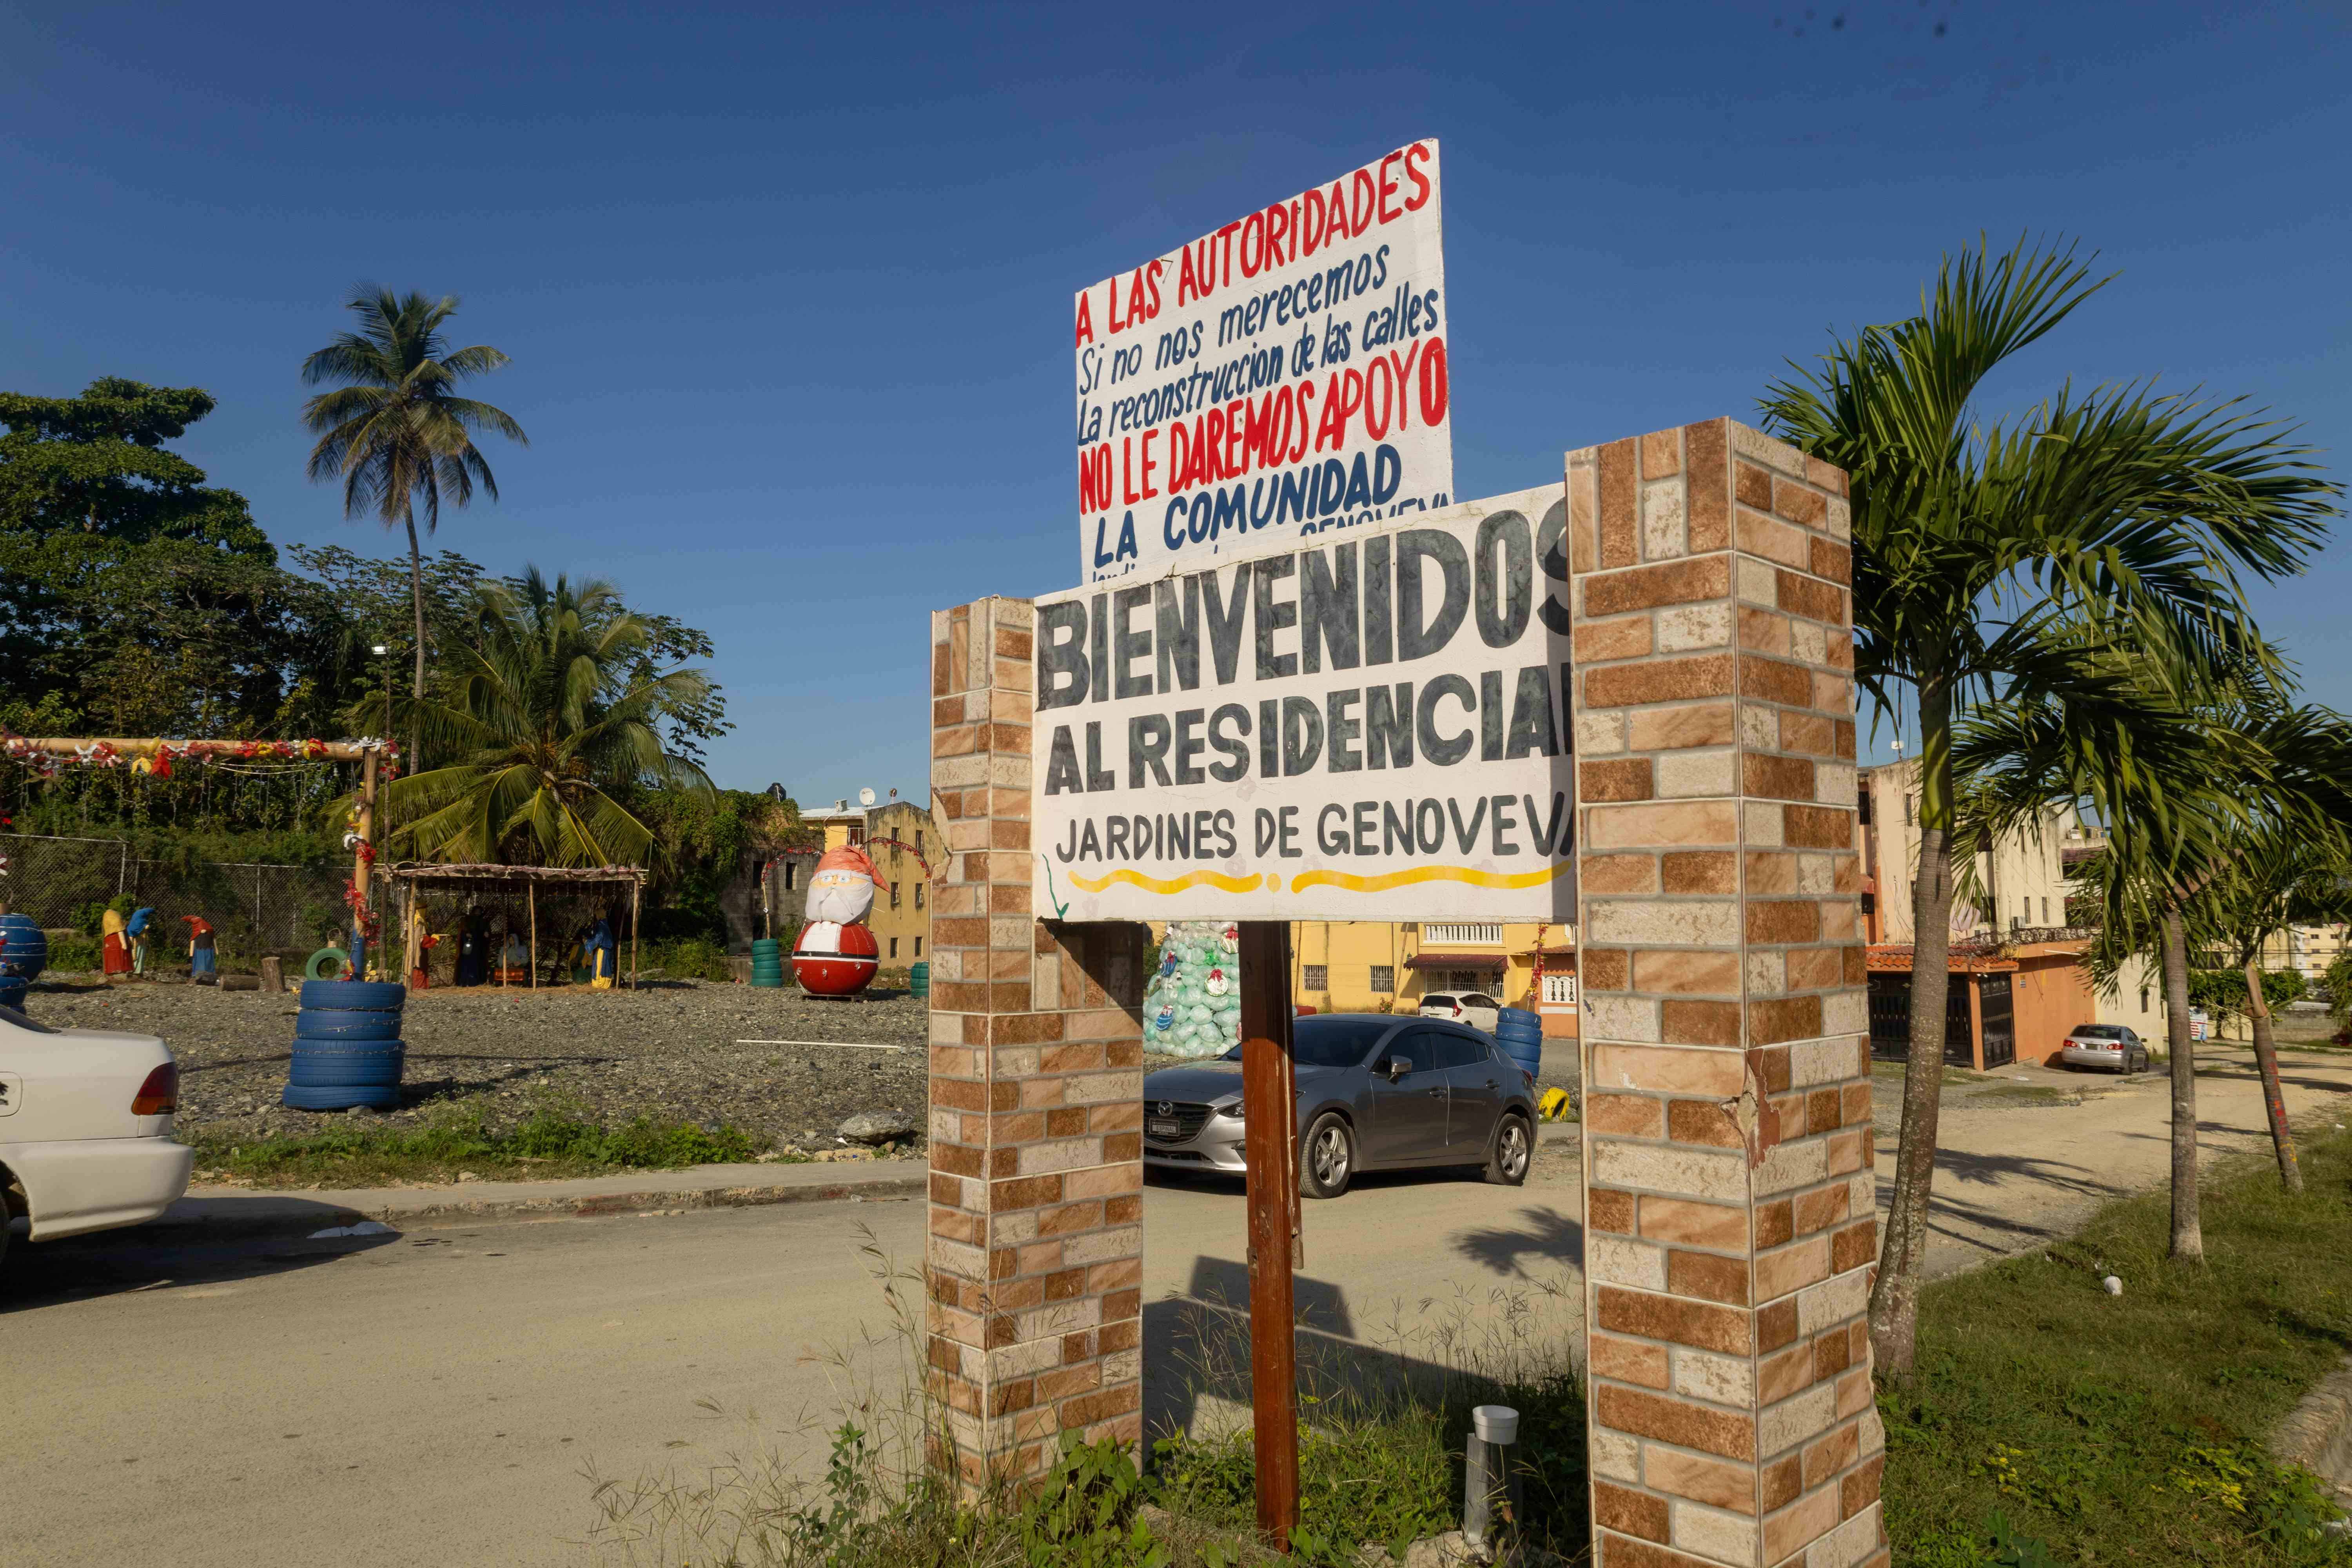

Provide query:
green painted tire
left=304, top=947, right=352, bottom=982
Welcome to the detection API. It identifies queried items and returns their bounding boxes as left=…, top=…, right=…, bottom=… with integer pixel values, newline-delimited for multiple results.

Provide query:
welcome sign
left=1031, top=485, right=1574, bottom=923
left=1073, top=141, right=1454, bottom=584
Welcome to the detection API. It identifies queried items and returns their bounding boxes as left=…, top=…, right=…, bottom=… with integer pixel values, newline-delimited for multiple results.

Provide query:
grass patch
left=1887, top=1123, right=2352, bottom=1565
left=584, top=1242, right=1588, bottom=1567
left=190, top=1099, right=787, bottom=1185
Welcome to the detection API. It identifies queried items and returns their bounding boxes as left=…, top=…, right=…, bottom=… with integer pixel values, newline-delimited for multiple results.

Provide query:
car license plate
left=1148, top=1118, right=1182, bottom=1140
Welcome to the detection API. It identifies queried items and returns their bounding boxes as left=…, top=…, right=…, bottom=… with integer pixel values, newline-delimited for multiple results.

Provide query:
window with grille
left=916, top=831, right=924, bottom=856
left=1301, top=964, right=1328, bottom=991
left=784, top=862, right=798, bottom=890
left=891, top=882, right=901, bottom=909
left=915, top=884, right=925, bottom=910
left=1447, top=969, right=1483, bottom=991
left=1370, top=965, right=1395, bottom=993
left=889, top=937, right=899, bottom=958
left=1543, top=973, right=1578, bottom=1005
left=915, top=936, right=923, bottom=957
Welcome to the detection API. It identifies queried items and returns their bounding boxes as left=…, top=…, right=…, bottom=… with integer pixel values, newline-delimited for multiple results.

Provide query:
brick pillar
left=1569, top=422, right=1886, bottom=1568
left=926, top=595, right=1150, bottom=1490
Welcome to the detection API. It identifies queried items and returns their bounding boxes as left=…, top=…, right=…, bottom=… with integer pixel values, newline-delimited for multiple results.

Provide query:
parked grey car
left=1141, top=1014, right=1537, bottom=1198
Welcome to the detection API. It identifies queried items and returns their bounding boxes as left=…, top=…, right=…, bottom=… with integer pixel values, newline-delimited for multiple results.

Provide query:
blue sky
left=3, top=1, right=2346, bottom=803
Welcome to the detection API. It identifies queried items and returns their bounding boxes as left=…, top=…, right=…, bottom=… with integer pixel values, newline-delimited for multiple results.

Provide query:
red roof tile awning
left=1407, top=951, right=1506, bottom=971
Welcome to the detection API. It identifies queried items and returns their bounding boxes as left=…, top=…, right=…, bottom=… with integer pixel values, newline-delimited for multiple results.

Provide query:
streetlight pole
left=370, top=643, right=393, bottom=739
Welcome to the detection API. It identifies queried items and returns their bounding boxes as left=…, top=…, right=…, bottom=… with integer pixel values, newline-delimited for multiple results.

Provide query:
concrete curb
left=153, top=1161, right=929, bottom=1240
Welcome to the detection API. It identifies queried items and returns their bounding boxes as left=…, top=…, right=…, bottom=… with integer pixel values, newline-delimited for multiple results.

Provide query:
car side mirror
left=1382, top=1056, right=1412, bottom=1082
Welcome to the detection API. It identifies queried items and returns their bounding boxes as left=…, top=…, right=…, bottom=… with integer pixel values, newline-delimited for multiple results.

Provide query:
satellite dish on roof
left=858, top=787, right=877, bottom=806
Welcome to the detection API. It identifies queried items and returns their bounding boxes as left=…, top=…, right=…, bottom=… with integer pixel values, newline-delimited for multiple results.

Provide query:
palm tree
left=1761, top=236, right=2337, bottom=1375
left=383, top=569, right=715, bottom=867
left=1960, top=670, right=2253, bottom=1262
left=2165, top=699, right=2352, bottom=1197
left=301, top=286, right=528, bottom=749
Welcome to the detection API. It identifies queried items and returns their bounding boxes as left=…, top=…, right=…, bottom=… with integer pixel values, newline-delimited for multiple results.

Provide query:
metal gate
left=1867, top=970, right=1978, bottom=1066
left=1867, top=975, right=1909, bottom=1060
left=1976, top=972, right=2015, bottom=1069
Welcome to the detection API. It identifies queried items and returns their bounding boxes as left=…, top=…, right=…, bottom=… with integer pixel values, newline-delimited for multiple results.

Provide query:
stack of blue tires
left=283, top=978, right=407, bottom=1110
left=0, top=911, right=48, bottom=1012
left=1495, top=1005, right=1544, bottom=1082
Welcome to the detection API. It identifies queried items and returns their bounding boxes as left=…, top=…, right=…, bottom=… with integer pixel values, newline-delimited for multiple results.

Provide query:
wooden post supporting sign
left=1236, top=920, right=1301, bottom=1551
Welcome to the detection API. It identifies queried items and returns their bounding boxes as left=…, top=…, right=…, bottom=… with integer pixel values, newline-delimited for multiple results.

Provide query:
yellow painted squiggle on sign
left=1287, top=861, right=1574, bottom=894
left=1066, top=867, right=1265, bottom=895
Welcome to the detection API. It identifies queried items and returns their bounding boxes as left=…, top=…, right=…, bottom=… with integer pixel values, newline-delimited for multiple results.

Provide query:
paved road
left=2, top=1151, right=1584, bottom=1568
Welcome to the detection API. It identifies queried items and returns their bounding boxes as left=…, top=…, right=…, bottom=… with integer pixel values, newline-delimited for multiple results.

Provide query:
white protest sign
left=1073, top=140, right=1453, bottom=585
left=1032, top=484, right=1573, bottom=924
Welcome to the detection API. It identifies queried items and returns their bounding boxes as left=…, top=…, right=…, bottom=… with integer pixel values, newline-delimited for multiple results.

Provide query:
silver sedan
left=1141, top=1014, right=1538, bottom=1198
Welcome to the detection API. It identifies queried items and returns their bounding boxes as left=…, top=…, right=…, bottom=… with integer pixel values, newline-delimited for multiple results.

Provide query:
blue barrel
left=1495, top=1005, right=1544, bottom=1079
left=0, top=913, right=49, bottom=980
left=285, top=978, right=407, bottom=1110
left=0, top=976, right=27, bottom=1013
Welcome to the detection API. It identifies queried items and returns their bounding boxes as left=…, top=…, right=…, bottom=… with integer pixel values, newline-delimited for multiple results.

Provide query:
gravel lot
left=24, top=976, right=929, bottom=1152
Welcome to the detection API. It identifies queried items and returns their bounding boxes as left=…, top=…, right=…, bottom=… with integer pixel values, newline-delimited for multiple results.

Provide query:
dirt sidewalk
left=1884, top=1043, right=2352, bottom=1278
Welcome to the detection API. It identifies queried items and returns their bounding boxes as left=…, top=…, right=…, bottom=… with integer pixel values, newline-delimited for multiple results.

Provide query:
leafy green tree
left=0, top=377, right=269, bottom=552
left=2324, top=951, right=2352, bottom=1032
left=301, top=287, right=528, bottom=739
left=1762, top=237, right=2338, bottom=1373
left=0, top=378, right=319, bottom=736
left=631, top=786, right=815, bottom=949
left=385, top=569, right=714, bottom=867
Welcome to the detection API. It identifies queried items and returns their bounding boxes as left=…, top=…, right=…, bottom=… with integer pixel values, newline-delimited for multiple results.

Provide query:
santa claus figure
left=791, top=846, right=880, bottom=996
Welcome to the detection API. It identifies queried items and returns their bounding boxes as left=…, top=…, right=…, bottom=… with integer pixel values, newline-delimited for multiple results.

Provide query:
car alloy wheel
left=1486, top=1115, right=1531, bottom=1187
left=1300, top=1112, right=1354, bottom=1200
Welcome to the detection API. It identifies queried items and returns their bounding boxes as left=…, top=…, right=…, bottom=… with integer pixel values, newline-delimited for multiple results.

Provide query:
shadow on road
left=3, top=1203, right=401, bottom=1314
left=1450, top=1203, right=1584, bottom=1279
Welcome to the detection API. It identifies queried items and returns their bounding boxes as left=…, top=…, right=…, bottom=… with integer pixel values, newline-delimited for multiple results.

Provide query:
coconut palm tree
left=301, top=287, right=528, bottom=746
left=1760, top=236, right=2338, bottom=1375
left=384, top=569, right=714, bottom=867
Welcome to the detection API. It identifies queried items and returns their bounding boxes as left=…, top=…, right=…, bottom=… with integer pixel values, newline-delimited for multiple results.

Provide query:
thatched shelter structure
left=383, top=862, right=649, bottom=988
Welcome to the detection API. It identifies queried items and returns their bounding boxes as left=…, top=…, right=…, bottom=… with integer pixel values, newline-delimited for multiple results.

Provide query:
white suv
left=0, top=1005, right=195, bottom=1279
left=1419, top=991, right=1500, bottom=1033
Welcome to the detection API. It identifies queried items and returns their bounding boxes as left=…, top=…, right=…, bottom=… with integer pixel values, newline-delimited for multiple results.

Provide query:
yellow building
left=800, top=794, right=934, bottom=969
left=864, top=799, right=934, bottom=968
left=1286, top=920, right=1578, bottom=1036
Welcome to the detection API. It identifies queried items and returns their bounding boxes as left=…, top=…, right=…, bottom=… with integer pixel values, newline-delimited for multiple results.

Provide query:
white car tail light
left=131, top=1062, right=178, bottom=1116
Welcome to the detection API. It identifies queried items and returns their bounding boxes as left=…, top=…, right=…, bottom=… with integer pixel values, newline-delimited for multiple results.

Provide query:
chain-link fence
left=0, top=832, right=349, bottom=964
